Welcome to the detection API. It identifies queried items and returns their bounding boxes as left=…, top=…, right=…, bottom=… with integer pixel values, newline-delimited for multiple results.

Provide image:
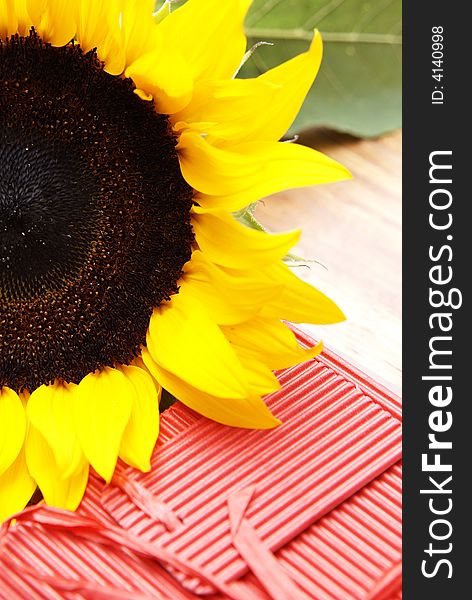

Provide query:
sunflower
left=0, top=0, right=350, bottom=520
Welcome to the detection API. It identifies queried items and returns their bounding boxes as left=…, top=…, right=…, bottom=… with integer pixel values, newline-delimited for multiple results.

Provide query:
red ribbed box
left=0, top=328, right=402, bottom=600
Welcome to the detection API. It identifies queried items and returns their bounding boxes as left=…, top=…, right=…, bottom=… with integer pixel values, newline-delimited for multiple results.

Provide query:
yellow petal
left=178, top=131, right=351, bottom=200
left=191, top=209, right=300, bottom=269
left=0, top=387, right=26, bottom=476
left=118, top=365, right=160, bottom=472
left=15, top=0, right=31, bottom=35
left=230, top=347, right=281, bottom=396
left=120, top=0, right=194, bottom=104
left=173, top=31, right=322, bottom=146
left=120, top=0, right=159, bottom=65
left=182, top=251, right=281, bottom=324
left=26, top=382, right=83, bottom=478
left=261, top=262, right=346, bottom=324
left=132, top=354, right=162, bottom=396
left=74, top=367, right=133, bottom=482
left=158, top=0, right=251, bottom=81
left=172, top=77, right=279, bottom=140
left=75, top=0, right=125, bottom=75
left=125, top=44, right=194, bottom=114
left=1, top=0, right=33, bottom=38
left=193, top=191, right=254, bottom=213
left=235, top=31, right=323, bottom=144
left=178, top=277, right=250, bottom=327
left=142, top=348, right=280, bottom=429
left=0, top=447, right=36, bottom=522
left=222, top=316, right=323, bottom=371
left=74, top=0, right=113, bottom=51
left=178, top=131, right=259, bottom=196
left=25, top=425, right=88, bottom=510
left=26, top=0, right=78, bottom=46
left=146, top=290, right=250, bottom=400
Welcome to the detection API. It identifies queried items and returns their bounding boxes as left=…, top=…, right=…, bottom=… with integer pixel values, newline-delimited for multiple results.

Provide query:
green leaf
left=234, top=203, right=266, bottom=232
left=241, top=0, right=402, bottom=137
left=153, top=1, right=171, bottom=24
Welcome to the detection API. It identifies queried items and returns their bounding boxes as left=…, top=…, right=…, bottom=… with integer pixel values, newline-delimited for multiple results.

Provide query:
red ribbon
left=102, top=473, right=182, bottom=531
left=228, top=486, right=308, bottom=600
left=1, top=505, right=241, bottom=599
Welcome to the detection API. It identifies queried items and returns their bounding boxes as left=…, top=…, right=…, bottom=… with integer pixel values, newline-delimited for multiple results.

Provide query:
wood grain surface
left=256, top=129, right=402, bottom=395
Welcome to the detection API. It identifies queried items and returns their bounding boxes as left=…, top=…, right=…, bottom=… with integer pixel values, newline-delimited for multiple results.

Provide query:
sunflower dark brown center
left=0, top=31, right=194, bottom=391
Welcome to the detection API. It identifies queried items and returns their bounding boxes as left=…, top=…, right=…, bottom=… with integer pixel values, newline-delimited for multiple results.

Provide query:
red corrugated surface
left=211, top=463, right=401, bottom=600
left=0, top=328, right=402, bottom=599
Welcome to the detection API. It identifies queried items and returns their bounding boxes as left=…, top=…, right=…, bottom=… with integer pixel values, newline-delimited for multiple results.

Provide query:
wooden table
left=256, top=129, right=402, bottom=395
